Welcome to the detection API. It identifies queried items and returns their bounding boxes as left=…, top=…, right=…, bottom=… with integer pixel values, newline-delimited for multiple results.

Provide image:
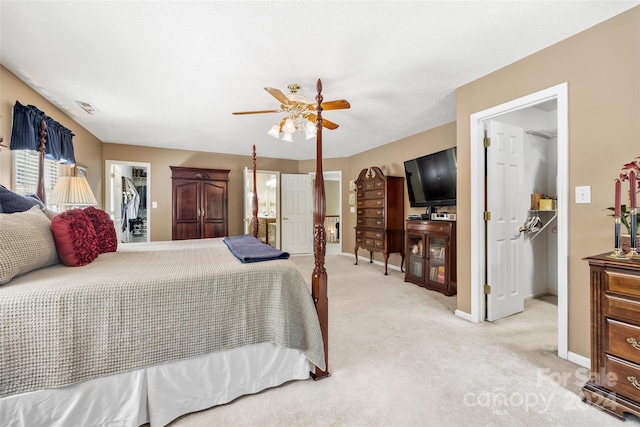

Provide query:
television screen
left=404, top=147, right=457, bottom=208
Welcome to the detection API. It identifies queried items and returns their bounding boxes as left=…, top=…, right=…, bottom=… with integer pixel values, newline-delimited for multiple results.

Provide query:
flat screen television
left=404, top=147, right=457, bottom=208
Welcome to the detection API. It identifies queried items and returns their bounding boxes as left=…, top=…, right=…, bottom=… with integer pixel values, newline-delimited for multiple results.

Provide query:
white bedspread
left=0, top=238, right=325, bottom=398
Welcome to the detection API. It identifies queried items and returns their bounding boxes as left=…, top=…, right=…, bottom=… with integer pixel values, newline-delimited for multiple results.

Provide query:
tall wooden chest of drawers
left=583, top=254, right=640, bottom=419
left=354, top=166, right=405, bottom=275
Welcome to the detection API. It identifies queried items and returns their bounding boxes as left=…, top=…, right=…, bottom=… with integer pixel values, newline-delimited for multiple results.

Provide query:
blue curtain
left=10, top=101, right=76, bottom=164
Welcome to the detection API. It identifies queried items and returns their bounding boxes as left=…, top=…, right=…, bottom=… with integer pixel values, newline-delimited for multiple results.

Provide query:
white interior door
left=486, top=120, right=525, bottom=321
left=281, top=173, right=312, bottom=254
left=109, top=164, right=125, bottom=242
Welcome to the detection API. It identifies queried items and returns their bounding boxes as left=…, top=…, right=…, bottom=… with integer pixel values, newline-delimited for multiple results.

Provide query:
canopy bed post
left=311, top=78, right=330, bottom=380
left=251, top=144, right=259, bottom=238
left=36, top=119, right=47, bottom=204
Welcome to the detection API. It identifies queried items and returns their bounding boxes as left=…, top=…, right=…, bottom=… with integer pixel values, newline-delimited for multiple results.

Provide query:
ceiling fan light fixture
left=305, top=121, right=316, bottom=140
left=267, top=124, right=280, bottom=138
left=282, top=133, right=293, bottom=142
left=283, top=118, right=295, bottom=134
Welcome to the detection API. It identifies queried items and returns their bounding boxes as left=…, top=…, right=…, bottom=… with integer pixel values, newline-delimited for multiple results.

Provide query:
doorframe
left=104, top=160, right=152, bottom=242
left=468, top=82, right=569, bottom=359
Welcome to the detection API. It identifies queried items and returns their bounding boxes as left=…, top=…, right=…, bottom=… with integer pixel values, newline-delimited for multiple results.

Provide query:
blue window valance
left=9, top=101, right=76, bottom=165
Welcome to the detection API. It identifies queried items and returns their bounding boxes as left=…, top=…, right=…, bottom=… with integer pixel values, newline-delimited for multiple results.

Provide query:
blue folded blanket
left=223, top=234, right=290, bottom=263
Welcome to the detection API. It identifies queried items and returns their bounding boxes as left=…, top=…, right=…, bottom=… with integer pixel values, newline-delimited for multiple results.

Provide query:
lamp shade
left=49, top=176, right=98, bottom=207
left=267, top=124, right=280, bottom=138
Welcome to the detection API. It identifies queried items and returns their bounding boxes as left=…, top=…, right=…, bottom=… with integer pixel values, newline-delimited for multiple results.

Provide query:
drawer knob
left=628, top=376, right=640, bottom=390
left=627, top=337, right=640, bottom=351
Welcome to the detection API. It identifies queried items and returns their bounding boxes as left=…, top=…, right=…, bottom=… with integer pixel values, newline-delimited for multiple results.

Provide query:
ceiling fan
left=232, top=83, right=350, bottom=131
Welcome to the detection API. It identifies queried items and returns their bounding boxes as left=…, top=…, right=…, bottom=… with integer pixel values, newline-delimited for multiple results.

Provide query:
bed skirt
left=0, top=342, right=311, bottom=427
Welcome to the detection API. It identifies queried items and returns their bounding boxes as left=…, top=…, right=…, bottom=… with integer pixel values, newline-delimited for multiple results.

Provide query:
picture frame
left=349, top=193, right=356, bottom=205
left=73, top=164, right=87, bottom=179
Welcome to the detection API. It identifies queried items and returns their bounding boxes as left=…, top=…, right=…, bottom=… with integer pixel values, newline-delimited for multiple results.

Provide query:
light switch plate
left=575, top=186, right=591, bottom=204
left=350, top=207, right=356, bottom=213
left=152, top=201, right=158, bottom=208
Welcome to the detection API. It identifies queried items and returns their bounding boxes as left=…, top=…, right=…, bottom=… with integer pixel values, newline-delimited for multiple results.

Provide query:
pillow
left=83, top=207, right=118, bottom=253
left=51, top=209, right=100, bottom=266
left=0, top=205, right=60, bottom=285
left=42, top=208, right=58, bottom=221
left=0, top=185, right=44, bottom=213
left=24, top=194, right=46, bottom=209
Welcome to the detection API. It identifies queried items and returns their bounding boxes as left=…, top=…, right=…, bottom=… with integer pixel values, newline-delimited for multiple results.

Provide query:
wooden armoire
left=170, top=166, right=230, bottom=240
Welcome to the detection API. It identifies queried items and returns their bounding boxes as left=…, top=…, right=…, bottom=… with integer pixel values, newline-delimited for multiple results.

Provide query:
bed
left=0, top=80, right=331, bottom=426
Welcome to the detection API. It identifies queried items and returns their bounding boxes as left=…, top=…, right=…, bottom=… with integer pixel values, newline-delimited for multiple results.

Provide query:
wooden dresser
left=583, top=253, right=640, bottom=419
left=171, top=166, right=230, bottom=240
left=354, top=166, right=405, bottom=275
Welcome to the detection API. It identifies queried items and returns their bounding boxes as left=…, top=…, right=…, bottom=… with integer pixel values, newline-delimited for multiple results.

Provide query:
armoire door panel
left=174, top=181, right=200, bottom=221
left=202, top=181, right=227, bottom=221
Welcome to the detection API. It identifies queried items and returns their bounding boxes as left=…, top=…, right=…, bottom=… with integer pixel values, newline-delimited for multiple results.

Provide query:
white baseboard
left=454, top=309, right=476, bottom=322
left=567, top=351, right=590, bottom=368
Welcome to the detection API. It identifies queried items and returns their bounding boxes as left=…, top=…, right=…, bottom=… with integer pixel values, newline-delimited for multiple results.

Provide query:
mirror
left=243, top=168, right=280, bottom=248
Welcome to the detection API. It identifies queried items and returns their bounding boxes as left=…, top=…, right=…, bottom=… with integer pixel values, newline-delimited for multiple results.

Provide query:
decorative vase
left=620, top=234, right=640, bottom=253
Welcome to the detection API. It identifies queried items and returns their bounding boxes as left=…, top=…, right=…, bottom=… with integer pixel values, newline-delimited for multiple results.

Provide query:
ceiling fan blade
left=264, top=87, right=292, bottom=105
left=232, top=109, right=280, bottom=115
left=318, top=99, right=351, bottom=110
left=308, top=114, right=339, bottom=130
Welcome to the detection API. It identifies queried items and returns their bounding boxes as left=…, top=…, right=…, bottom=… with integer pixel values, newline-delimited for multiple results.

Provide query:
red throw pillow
left=51, top=209, right=99, bottom=266
left=83, top=207, right=118, bottom=253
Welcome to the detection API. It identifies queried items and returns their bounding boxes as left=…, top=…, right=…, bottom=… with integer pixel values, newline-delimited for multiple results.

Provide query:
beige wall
left=3, top=7, right=638, bottom=360
left=0, top=65, right=103, bottom=201
left=456, top=7, right=639, bottom=357
left=102, top=143, right=299, bottom=241
left=299, top=124, right=456, bottom=261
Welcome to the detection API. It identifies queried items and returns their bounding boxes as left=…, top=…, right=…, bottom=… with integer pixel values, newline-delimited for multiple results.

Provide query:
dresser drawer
left=358, top=189, right=385, bottom=200
left=604, top=294, right=640, bottom=323
left=607, top=270, right=640, bottom=298
left=406, top=221, right=451, bottom=234
left=604, top=355, right=640, bottom=402
left=355, top=236, right=384, bottom=250
left=355, top=228, right=385, bottom=240
left=359, top=180, right=384, bottom=191
left=607, top=319, right=640, bottom=365
left=356, top=208, right=384, bottom=218
left=356, top=217, right=384, bottom=228
left=357, top=198, right=385, bottom=208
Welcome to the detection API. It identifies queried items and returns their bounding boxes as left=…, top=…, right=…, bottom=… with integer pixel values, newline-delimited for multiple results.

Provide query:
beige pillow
left=0, top=205, right=60, bottom=285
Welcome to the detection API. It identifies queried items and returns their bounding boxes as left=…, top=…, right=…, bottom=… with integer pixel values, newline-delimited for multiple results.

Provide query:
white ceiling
left=1, top=1, right=637, bottom=161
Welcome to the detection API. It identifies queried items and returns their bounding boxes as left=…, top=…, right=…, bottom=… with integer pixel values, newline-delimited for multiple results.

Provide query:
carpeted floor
left=169, top=253, right=640, bottom=426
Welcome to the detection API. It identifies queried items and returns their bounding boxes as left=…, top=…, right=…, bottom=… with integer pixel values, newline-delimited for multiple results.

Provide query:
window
left=13, top=150, right=60, bottom=203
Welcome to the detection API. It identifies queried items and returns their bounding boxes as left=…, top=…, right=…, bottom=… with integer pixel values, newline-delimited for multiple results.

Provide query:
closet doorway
left=105, top=160, right=151, bottom=243
left=468, top=83, right=569, bottom=360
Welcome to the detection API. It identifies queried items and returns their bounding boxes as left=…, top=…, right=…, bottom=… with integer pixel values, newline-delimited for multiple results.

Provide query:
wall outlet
left=575, top=186, right=591, bottom=204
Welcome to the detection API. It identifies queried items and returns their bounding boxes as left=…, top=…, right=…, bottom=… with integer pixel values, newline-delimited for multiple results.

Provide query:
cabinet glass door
left=407, top=234, right=425, bottom=279
left=428, top=236, right=446, bottom=284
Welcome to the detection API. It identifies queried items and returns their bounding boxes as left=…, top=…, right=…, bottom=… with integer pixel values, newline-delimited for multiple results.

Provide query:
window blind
left=13, top=150, right=60, bottom=202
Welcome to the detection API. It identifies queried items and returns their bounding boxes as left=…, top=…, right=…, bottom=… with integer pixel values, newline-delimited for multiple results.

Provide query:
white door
left=281, top=173, right=312, bottom=254
left=109, top=164, right=125, bottom=242
left=486, top=120, right=525, bottom=321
